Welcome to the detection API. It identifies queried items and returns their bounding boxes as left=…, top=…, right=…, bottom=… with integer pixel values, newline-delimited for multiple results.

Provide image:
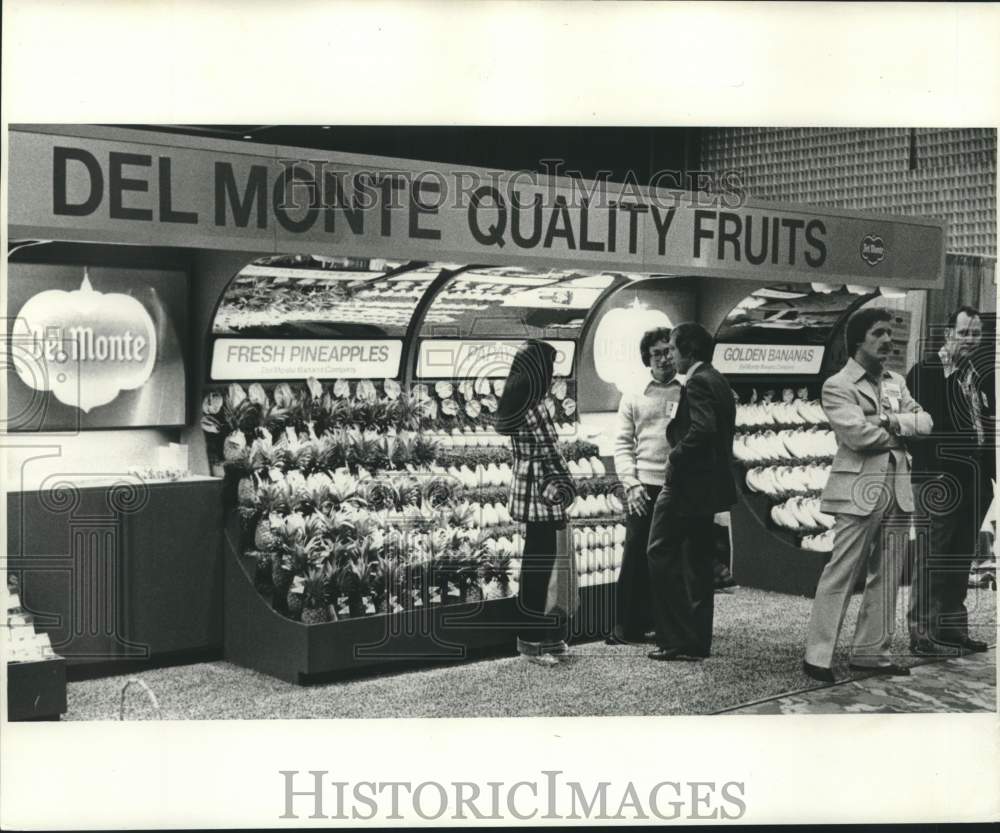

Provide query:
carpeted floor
left=67, top=586, right=996, bottom=720
left=725, top=647, right=996, bottom=714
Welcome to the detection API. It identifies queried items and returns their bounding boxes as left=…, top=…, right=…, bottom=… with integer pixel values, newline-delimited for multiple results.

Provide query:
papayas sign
left=13, top=273, right=157, bottom=412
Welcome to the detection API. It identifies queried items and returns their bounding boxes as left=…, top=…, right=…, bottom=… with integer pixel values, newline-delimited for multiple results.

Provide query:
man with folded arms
left=803, top=307, right=933, bottom=683
left=906, top=305, right=993, bottom=656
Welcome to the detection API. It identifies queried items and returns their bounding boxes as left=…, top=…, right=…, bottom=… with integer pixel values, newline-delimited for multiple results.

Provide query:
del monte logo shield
left=861, top=234, right=886, bottom=267
left=14, top=270, right=157, bottom=412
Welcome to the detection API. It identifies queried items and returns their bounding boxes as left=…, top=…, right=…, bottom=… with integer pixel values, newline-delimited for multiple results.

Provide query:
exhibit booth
left=6, top=125, right=945, bottom=699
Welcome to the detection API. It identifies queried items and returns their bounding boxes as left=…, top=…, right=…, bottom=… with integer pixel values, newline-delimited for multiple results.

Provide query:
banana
left=790, top=497, right=817, bottom=528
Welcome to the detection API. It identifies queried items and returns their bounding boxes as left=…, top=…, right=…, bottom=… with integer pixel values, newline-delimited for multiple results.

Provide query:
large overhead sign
left=8, top=126, right=946, bottom=288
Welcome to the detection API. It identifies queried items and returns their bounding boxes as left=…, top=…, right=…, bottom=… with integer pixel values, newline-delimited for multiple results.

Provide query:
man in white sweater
left=607, top=327, right=683, bottom=644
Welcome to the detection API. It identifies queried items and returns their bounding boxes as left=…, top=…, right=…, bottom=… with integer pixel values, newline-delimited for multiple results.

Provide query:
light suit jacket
left=820, top=358, right=933, bottom=516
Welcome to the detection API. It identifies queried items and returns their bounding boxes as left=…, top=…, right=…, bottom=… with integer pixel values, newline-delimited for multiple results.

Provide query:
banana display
left=732, top=389, right=840, bottom=553
left=745, top=463, right=830, bottom=496
left=733, top=429, right=838, bottom=463
left=735, top=399, right=829, bottom=429
left=800, top=530, right=836, bottom=552
left=572, top=523, right=627, bottom=587
left=768, top=496, right=836, bottom=532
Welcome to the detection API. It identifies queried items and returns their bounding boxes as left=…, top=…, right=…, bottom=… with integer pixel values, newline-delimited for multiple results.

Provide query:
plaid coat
left=507, top=402, right=574, bottom=523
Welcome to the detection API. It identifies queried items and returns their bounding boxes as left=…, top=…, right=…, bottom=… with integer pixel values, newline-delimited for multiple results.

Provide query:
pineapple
left=390, top=433, right=414, bottom=469
left=455, top=540, right=488, bottom=603
left=223, top=429, right=249, bottom=469
left=286, top=585, right=304, bottom=619
left=349, top=429, right=389, bottom=473
left=271, top=550, right=292, bottom=601
left=237, top=475, right=257, bottom=506
left=254, top=512, right=282, bottom=551
left=320, top=394, right=352, bottom=432
left=482, top=554, right=513, bottom=600
left=301, top=567, right=332, bottom=625
left=368, top=555, right=401, bottom=614
left=411, top=433, right=439, bottom=469
left=251, top=550, right=272, bottom=596
left=337, top=554, right=370, bottom=618
left=284, top=427, right=317, bottom=473
left=392, top=393, right=421, bottom=433
left=314, top=432, right=347, bottom=473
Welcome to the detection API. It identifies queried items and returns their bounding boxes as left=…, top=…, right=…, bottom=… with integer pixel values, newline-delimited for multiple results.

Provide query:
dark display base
left=7, top=480, right=225, bottom=670
left=729, top=465, right=832, bottom=597
left=225, top=544, right=616, bottom=685
left=7, top=658, right=67, bottom=721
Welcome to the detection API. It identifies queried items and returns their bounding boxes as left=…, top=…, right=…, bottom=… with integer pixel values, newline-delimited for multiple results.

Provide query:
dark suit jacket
left=906, top=354, right=994, bottom=508
left=664, top=362, right=738, bottom=515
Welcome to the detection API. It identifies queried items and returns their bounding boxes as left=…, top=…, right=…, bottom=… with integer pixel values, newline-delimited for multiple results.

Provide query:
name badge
left=883, top=383, right=901, bottom=399
left=665, top=401, right=678, bottom=420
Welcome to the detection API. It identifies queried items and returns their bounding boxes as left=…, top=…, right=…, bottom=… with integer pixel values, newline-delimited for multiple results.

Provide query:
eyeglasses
left=649, top=350, right=672, bottom=360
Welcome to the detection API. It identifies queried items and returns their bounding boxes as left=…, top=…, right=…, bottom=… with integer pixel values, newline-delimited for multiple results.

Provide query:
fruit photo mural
left=203, top=375, right=627, bottom=624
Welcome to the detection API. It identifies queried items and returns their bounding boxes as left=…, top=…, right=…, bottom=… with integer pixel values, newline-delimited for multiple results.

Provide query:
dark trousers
left=908, top=492, right=982, bottom=646
left=646, top=490, right=716, bottom=656
left=517, top=521, right=567, bottom=650
left=613, top=484, right=660, bottom=639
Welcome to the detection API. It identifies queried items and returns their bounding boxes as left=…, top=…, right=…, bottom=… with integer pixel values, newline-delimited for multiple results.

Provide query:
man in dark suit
left=907, top=305, right=994, bottom=656
left=646, top=322, right=738, bottom=661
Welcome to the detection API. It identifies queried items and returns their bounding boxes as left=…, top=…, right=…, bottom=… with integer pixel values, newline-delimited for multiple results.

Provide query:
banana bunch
left=736, top=400, right=829, bottom=429
left=746, top=464, right=831, bottom=496
left=777, top=429, right=838, bottom=459
left=801, top=530, right=835, bottom=552
left=567, top=456, right=608, bottom=478
left=735, top=403, right=778, bottom=429
left=769, top=496, right=836, bottom=531
left=567, top=492, right=624, bottom=519
left=734, top=429, right=837, bottom=464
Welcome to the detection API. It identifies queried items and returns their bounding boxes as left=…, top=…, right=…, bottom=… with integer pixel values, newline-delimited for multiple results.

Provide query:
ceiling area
left=111, top=125, right=700, bottom=184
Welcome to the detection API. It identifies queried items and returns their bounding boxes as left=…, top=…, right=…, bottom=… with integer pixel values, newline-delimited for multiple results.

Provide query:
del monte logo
left=860, top=233, right=886, bottom=267
left=14, top=270, right=157, bottom=412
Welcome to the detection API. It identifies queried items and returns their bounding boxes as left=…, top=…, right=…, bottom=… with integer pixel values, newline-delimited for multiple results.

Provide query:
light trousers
left=805, top=491, right=908, bottom=669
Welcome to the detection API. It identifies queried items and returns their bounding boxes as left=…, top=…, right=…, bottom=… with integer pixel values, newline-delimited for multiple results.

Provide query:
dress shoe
left=910, top=639, right=958, bottom=657
left=605, top=633, right=642, bottom=646
left=848, top=663, right=911, bottom=676
left=802, top=660, right=835, bottom=683
left=648, top=647, right=704, bottom=662
left=959, top=637, right=989, bottom=653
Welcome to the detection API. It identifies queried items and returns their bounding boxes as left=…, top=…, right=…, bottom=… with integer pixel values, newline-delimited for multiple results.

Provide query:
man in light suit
left=803, top=307, right=933, bottom=682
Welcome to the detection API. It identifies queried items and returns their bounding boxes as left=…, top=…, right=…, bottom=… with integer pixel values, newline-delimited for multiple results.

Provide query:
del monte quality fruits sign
left=14, top=270, right=157, bottom=412
left=6, top=263, right=188, bottom=430
left=8, top=126, right=945, bottom=288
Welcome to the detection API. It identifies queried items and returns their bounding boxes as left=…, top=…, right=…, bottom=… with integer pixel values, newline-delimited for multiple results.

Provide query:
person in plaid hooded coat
left=497, top=340, right=577, bottom=666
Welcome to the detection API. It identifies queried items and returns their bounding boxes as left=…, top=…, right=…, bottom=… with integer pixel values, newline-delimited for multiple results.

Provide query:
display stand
left=7, top=479, right=225, bottom=675
left=728, top=469, right=834, bottom=597
left=7, top=658, right=67, bottom=721
left=223, top=514, right=615, bottom=683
